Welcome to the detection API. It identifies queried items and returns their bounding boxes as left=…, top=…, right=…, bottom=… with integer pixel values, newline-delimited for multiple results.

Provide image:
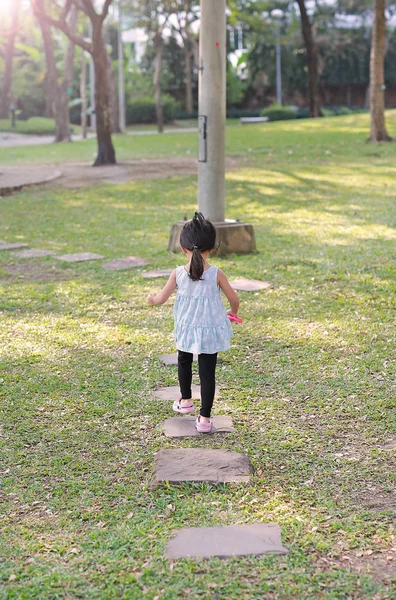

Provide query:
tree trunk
left=107, top=53, right=120, bottom=134
left=368, top=0, right=391, bottom=141
left=153, top=30, right=164, bottom=133
left=81, top=52, right=88, bottom=139
left=36, top=0, right=70, bottom=142
left=92, top=25, right=116, bottom=165
left=0, top=0, right=20, bottom=119
left=184, top=40, right=194, bottom=113
left=296, top=0, right=321, bottom=118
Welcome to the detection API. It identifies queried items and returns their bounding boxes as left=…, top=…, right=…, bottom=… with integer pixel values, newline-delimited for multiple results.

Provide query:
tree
left=171, top=0, right=199, bottom=113
left=138, top=0, right=175, bottom=133
left=32, top=0, right=116, bottom=165
left=34, top=0, right=77, bottom=142
left=296, top=0, right=321, bottom=117
left=368, top=0, right=392, bottom=141
left=0, top=0, right=21, bottom=119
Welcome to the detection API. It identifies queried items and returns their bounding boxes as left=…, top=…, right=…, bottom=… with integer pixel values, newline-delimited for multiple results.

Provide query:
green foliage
left=260, top=104, right=297, bottom=120
left=227, top=62, right=247, bottom=107
left=126, top=95, right=179, bottom=124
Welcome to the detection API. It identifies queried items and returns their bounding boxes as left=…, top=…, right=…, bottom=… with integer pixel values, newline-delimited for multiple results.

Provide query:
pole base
left=168, top=220, right=256, bottom=257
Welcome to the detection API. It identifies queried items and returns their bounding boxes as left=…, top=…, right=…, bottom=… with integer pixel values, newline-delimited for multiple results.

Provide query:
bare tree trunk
left=32, top=0, right=116, bottom=165
left=184, top=41, right=193, bottom=113
left=93, top=24, right=116, bottom=165
left=38, top=14, right=70, bottom=141
left=107, top=53, right=120, bottom=133
left=296, top=0, right=321, bottom=118
left=0, top=0, right=20, bottom=119
left=368, top=0, right=391, bottom=141
left=153, top=30, right=164, bottom=133
left=81, top=52, right=88, bottom=139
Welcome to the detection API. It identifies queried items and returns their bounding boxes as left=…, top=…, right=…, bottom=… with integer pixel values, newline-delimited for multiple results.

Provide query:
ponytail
left=189, top=246, right=204, bottom=281
left=180, top=212, right=217, bottom=281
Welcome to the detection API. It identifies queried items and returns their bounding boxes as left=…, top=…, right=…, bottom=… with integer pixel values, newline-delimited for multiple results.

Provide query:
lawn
left=0, top=117, right=81, bottom=137
left=0, top=115, right=395, bottom=599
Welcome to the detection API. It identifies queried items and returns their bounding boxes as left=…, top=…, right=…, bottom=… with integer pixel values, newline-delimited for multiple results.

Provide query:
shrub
left=226, top=108, right=261, bottom=119
left=260, top=104, right=297, bottom=121
left=126, top=95, right=179, bottom=124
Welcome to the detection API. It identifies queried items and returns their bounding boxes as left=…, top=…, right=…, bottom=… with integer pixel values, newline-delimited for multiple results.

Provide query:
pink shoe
left=195, top=415, right=213, bottom=433
left=172, top=399, right=195, bottom=414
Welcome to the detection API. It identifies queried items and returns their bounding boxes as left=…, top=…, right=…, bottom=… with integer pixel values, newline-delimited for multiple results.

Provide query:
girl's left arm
left=146, top=270, right=177, bottom=306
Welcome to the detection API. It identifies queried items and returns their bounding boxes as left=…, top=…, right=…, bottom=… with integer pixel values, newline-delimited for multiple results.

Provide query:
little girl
left=147, top=212, right=240, bottom=433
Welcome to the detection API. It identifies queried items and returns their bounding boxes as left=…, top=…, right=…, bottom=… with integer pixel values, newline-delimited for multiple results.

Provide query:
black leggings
left=178, top=350, right=218, bottom=418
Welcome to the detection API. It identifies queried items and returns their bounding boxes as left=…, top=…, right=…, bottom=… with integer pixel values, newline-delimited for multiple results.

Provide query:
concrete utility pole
left=168, top=0, right=255, bottom=255
left=272, top=9, right=283, bottom=105
left=118, top=0, right=126, bottom=133
left=197, top=0, right=226, bottom=222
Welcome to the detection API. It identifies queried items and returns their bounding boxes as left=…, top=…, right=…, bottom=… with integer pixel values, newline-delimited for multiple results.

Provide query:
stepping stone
left=152, top=448, right=251, bottom=485
left=160, top=353, right=198, bottom=365
left=163, top=416, right=235, bottom=437
left=230, top=278, right=271, bottom=292
left=159, top=353, right=222, bottom=366
left=55, top=252, right=104, bottom=263
left=12, top=248, right=56, bottom=258
left=152, top=385, right=218, bottom=401
left=165, top=523, right=288, bottom=559
left=142, top=269, right=173, bottom=279
left=102, top=256, right=149, bottom=271
left=0, top=242, right=29, bottom=251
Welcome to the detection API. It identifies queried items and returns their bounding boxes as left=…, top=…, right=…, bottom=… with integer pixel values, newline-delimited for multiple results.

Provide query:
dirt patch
left=319, top=550, right=396, bottom=586
left=2, top=261, right=73, bottom=282
left=52, top=157, right=241, bottom=188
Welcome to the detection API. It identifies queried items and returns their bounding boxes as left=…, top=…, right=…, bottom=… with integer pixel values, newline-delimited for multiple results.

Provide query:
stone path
left=102, top=256, right=149, bottom=271
left=163, top=416, right=235, bottom=437
left=54, top=252, right=105, bottom=263
left=152, top=449, right=251, bottom=485
left=0, top=241, right=28, bottom=251
left=152, top=384, right=218, bottom=401
left=230, top=278, right=271, bottom=292
left=142, top=269, right=173, bottom=279
left=0, top=166, right=62, bottom=196
left=166, top=523, right=288, bottom=559
left=12, top=248, right=55, bottom=258
left=159, top=353, right=198, bottom=366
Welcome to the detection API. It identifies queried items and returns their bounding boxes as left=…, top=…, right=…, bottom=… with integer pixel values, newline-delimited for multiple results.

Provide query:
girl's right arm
left=217, top=269, right=240, bottom=315
left=146, top=270, right=177, bottom=306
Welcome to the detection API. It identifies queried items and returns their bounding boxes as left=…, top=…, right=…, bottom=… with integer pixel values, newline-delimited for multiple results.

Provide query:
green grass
left=0, top=115, right=395, bottom=599
left=1, top=110, right=394, bottom=166
left=0, top=117, right=81, bottom=136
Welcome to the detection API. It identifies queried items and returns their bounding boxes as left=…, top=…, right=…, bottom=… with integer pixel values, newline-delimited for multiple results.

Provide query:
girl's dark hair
left=180, top=212, right=216, bottom=281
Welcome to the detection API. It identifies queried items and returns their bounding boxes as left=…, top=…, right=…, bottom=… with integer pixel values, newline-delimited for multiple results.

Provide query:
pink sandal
left=172, top=399, right=195, bottom=414
left=195, top=415, right=213, bottom=433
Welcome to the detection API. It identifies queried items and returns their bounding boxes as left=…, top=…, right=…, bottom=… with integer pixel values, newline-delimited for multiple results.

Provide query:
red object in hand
left=227, top=313, right=243, bottom=324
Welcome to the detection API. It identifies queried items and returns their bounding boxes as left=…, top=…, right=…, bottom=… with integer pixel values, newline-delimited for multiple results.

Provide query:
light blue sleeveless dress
left=174, top=265, right=233, bottom=355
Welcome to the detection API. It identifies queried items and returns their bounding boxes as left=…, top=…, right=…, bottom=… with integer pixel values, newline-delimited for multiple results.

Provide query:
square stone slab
left=142, top=269, right=173, bottom=279
left=0, top=242, right=29, bottom=251
left=160, top=353, right=198, bottom=365
left=230, top=278, right=271, bottom=292
left=163, top=416, right=235, bottom=437
left=102, top=256, right=149, bottom=271
left=55, top=252, right=104, bottom=262
left=12, top=249, right=56, bottom=258
left=165, top=523, right=288, bottom=559
left=152, top=385, right=218, bottom=401
left=152, top=448, right=251, bottom=485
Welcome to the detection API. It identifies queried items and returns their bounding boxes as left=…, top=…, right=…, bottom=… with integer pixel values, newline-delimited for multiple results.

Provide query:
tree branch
left=99, top=0, right=113, bottom=23
left=32, top=0, right=93, bottom=54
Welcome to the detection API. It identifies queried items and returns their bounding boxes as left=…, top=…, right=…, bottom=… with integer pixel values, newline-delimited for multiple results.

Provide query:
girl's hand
left=147, top=293, right=157, bottom=306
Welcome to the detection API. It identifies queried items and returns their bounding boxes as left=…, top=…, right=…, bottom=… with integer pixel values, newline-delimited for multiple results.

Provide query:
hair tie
left=193, top=245, right=198, bottom=250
